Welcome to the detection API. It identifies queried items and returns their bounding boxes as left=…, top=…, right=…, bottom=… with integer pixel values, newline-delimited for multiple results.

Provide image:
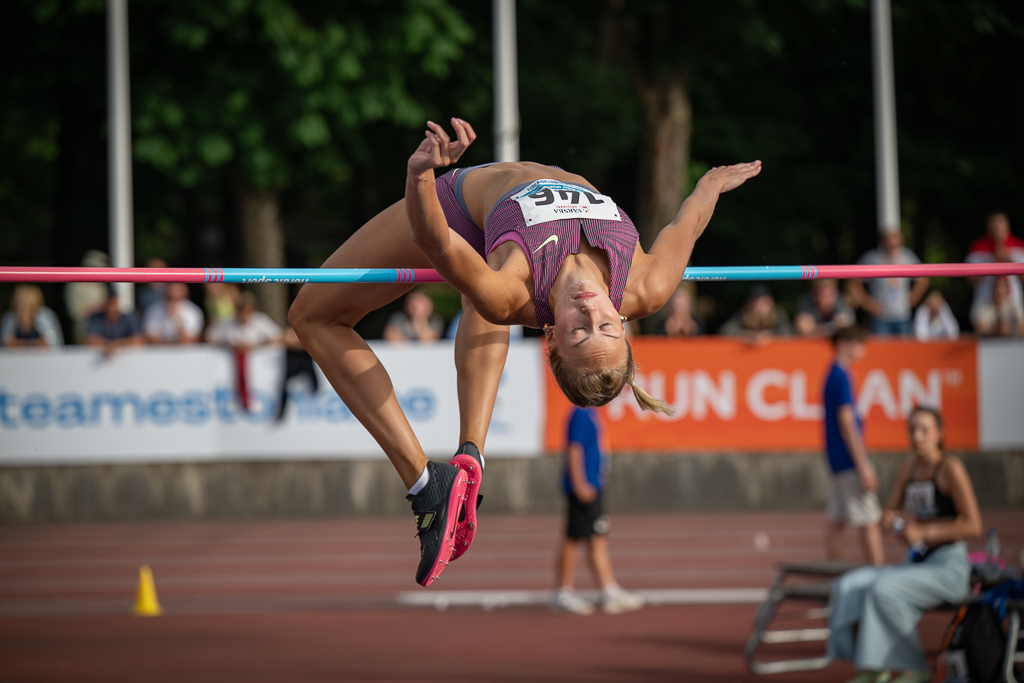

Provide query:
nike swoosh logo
left=533, top=235, right=558, bottom=253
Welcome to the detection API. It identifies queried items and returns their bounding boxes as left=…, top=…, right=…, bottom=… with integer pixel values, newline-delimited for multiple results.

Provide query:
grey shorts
left=827, top=469, right=882, bottom=526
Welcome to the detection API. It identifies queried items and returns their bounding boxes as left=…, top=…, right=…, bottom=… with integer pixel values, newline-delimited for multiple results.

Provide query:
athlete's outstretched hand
left=699, top=161, right=762, bottom=194
left=408, top=118, right=477, bottom=175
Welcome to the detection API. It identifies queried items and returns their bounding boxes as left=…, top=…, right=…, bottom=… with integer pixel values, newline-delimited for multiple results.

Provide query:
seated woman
left=289, top=118, right=760, bottom=586
left=827, top=406, right=983, bottom=683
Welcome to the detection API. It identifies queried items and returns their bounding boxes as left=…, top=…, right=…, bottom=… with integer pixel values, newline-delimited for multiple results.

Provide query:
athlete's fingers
left=425, top=131, right=445, bottom=165
left=461, top=118, right=477, bottom=143
left=428, top=121, right=454, bottom=165
left=427, top=120, right=452, bottom=148
left=451, top=117, right=477, bottom=149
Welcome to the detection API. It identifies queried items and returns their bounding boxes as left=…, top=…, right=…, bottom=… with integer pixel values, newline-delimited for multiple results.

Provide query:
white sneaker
left=601, top=589, right=645, bottom=615
left=551, top=590, right=595, bottom=615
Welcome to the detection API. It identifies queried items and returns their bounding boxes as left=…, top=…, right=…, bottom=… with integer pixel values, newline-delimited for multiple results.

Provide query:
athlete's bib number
left=904, top=481, right=938, bottom=519
left=513, top=180, right=621, bottom=225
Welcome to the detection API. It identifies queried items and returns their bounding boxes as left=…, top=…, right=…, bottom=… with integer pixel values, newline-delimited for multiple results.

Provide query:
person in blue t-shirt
left=823, top=326, right=883, bottom=566
left=552, top=406, right=644, bottom=615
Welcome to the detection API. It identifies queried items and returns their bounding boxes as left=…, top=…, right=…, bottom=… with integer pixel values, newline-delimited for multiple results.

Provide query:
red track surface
left=2, top=510, right=1021, bottom=682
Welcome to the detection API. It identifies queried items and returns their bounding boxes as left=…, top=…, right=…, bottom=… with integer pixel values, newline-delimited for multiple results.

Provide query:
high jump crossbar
left=0, top=263, right=1022, bottom=285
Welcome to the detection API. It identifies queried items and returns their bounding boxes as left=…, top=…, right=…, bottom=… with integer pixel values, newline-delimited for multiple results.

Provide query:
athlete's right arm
left=405, top=120, right=527, bottom=324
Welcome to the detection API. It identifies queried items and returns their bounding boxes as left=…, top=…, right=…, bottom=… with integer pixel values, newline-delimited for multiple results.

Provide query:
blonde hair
left=13, top=285, right=44, bottom=332
left=547, top=339, right=674, bottom=415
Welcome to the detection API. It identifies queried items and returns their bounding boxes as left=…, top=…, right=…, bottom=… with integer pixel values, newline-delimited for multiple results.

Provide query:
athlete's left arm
left=631, top=162, right=761, bottom=316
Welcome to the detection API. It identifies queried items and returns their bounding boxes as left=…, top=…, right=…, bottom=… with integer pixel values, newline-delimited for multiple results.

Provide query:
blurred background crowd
left=2, top=0, right=1022, bottom=348
left=4, top=206, right=1023, bottom=352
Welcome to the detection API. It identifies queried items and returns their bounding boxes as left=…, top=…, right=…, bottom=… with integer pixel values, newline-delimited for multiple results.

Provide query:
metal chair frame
left=745, top=561, right=857, bottom=675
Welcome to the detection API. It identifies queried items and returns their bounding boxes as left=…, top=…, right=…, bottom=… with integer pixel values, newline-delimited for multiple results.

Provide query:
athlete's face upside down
left=547, top=279, right=628, bottom=370
left=544, top=278, right=632, bottom=408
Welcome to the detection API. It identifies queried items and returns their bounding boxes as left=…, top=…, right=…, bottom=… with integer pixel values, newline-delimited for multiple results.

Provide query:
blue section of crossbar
left=209, top=266, right=816, bottom=284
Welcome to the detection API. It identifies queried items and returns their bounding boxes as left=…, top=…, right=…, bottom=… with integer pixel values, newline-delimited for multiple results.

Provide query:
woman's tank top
left=904, top=457, right=958, bottom=520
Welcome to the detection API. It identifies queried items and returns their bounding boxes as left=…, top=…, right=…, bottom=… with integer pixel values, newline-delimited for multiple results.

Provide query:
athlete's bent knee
left=288, top=287, right=318, bottom=333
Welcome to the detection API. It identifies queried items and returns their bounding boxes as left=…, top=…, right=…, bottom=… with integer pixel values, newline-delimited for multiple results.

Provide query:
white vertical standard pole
left=107, top=0, right=135, bottom=308
left=493, top=0, right=520, bottom=163
left=870, top=0, right=901, bottom=235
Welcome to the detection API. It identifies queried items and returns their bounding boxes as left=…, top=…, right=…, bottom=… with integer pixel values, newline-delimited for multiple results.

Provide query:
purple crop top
left=435, top=168, right=639, bottom=327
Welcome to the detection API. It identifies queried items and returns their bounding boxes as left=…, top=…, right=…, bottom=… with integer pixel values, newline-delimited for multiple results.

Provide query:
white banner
left=978, top=338, right=1024, bottom=450
left=0, top=343, right=544, bottom=464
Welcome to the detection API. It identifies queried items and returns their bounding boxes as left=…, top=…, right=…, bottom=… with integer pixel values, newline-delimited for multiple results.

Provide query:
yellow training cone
left=133, top=565, right=163, bottom=617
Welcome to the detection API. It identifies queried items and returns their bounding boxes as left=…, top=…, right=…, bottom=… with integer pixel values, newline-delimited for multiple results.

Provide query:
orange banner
left=543, top=338, right=978, bottom=453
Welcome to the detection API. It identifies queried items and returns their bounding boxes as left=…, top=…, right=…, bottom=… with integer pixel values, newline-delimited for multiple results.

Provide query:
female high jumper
left=289, top=118, right=761, bottom=586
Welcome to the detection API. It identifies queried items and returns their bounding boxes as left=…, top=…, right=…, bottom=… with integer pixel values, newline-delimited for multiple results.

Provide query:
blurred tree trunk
left=236, top=186, right=287, bottom=325
left=636, top=73, right=692, bottom=250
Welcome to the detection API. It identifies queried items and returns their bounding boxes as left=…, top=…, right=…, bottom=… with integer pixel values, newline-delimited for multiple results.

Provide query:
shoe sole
left=449, top=453, right=481, bottom=561
left=602, top=600, right=645, bottom=615
left=418, top=469, right=468, bottom=587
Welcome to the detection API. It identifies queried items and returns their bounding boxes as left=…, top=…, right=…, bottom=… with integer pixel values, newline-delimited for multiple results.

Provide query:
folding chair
left=1007, top=599, right=1024, bottom=683
left=745, top=561, right=857, bottom=675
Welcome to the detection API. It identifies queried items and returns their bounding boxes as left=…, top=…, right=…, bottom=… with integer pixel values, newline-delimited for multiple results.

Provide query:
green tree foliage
left=130, top=0, right=475, bottom=192
left=1, top=0, right=1021, bottom=330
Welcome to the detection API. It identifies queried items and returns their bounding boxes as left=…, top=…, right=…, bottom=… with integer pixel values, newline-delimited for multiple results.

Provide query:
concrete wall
left=1, top=452, right=1021, bottom=523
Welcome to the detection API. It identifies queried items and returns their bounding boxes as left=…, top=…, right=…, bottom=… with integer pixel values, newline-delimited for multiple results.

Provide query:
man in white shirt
left=205, top=291, right=281, bottom=413
left=847, top=230, right=929, bottom=336
left=205, top=291, right=281, bottom=350
left=143, top=283, right=204, bottom=344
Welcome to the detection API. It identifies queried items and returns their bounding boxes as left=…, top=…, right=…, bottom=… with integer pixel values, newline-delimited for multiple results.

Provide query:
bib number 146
left=513, top=180, right=622, bottom=225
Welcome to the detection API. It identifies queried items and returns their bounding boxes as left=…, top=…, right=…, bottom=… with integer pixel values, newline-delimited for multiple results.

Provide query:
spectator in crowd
left=971, top=276, right=1024, bottom=337
left=823, top=326, right=883, bottom=567
left=1, top=285, right=64, bottom=348
left=794, top=279, right=854, bottom=337
left=205, top=291, right=282, bottom=351
left=847, top=230, right=929, bottom=336
left=912, top=290, right=959, bottom=341
left=203, top=282, right=240, bottom=326
left=658, top=284, right=703, bottom=337
left=552, top=406, right=645, bottom=616
left=965, top=210, right=1024, bottom=326
left=384, top=289, right=444, bottom=342
left=827, top=407, right=981, bottom=683
left=206, top=291, right=282, bottom=412
left=85, top=288, right=144, bottom=353
left=144, top=282, right=204, bottom=344
left=64, top=250, right=110, bottom=343
left=718, top=284, right=792, bottom=342
left=135, top=257, right=169, bottom=313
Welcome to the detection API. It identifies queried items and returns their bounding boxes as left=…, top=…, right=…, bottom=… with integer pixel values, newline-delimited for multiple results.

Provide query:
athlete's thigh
left=294, top=199, right=430, bottom=325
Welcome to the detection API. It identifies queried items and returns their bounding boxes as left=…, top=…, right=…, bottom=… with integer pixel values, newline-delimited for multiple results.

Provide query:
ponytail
left=629, top=378, right=674, bottom=416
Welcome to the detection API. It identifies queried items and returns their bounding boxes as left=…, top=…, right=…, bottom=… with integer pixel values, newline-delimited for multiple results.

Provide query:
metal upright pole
left=870, top=0, right=901, bottom=235
left=493, top=0, right=520, bottom=162
left=107, top=0, right=135, bottom=308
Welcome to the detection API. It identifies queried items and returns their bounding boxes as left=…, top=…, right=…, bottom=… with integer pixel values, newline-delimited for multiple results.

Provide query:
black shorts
left=566, top=491, right=609, bottom=540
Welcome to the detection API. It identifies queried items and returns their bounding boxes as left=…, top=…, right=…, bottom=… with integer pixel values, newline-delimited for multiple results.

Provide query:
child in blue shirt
left=553, top=407, right=644, bottom=615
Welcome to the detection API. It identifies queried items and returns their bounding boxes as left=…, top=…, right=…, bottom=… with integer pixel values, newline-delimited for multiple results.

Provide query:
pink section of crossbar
left=0, top=267, right=211, bottom=283
left=814, top=263, right=1024, bottom=279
